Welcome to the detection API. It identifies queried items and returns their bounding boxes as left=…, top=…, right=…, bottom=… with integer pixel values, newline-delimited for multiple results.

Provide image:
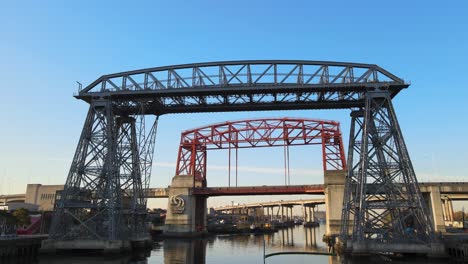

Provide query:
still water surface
left=36, top=225, right=449, bottom=264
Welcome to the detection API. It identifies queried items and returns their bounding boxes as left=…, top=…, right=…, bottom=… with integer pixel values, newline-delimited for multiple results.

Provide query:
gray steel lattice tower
left=340, top=90, right=435, bottom=253
left=47, top=100, right=158, bottom=244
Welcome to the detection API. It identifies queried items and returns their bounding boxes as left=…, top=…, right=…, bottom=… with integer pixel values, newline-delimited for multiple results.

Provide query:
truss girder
left=76, top=61, right=407, bottom=114
left=340, top=91, right=433, bottom=247
left=175, top=118, right=346, bottom=184
left=49, top=101, right=158, bottom=241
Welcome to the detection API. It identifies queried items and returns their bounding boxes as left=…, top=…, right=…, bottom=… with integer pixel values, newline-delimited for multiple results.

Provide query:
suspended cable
left=235, top=147, right=238, bottom=187
left=286, top=144, right=290, bottom=185
left=283, top=144, right=287, bottom=185
left=228, top=143, right=231, bottom=187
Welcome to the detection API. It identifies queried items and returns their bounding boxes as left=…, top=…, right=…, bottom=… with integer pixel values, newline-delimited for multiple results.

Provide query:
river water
left=34, top=225, right=450, bottom=264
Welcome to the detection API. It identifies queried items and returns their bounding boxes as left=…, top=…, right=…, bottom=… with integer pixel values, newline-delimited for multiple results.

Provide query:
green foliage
left=0, top=210, right=17, bottom=225
left=12, top=208, right=30, bottom=226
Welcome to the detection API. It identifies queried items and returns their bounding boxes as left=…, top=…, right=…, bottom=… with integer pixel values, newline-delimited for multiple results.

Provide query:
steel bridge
left=176, top=117, right=346, bottom=186
left=76, top=60, right=407, bottom=114
left=46, top=60, right=439, bottom=255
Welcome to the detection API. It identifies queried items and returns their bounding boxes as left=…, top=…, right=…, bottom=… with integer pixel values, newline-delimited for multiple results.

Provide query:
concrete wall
left=164, top=175, right=207, bottom=236
left=25, top=184, right=64, bottom=211
left=426, top=186, right=446, bottom=233
left=324, top=170, right=346, bottom=236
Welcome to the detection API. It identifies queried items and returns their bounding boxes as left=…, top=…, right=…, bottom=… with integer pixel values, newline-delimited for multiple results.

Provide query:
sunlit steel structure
left=176, top=117, right=346, bottom=186
left=48, top=60, right=434, bottom=254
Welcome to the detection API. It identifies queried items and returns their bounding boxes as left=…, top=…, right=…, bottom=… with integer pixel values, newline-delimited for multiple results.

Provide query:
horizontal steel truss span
left=76, top=60, right=408, bottom=114
left=176, top=118, right=346, bottom=184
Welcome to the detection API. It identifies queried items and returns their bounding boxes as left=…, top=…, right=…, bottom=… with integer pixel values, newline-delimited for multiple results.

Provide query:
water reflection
left=304, top=226, right=317, bottom=247
left=163, top=238, right=206, bottom=264
left=33, top=225, right=452, bottom=264
left=37, top=251, right=149, bottom=264
left=157, top=226, right=326, bottom=263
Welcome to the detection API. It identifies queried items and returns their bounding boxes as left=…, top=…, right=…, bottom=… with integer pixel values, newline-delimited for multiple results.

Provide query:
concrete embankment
left=0, top=235, right=47, bottom=260
left=444, top=233, right=468, bottom=262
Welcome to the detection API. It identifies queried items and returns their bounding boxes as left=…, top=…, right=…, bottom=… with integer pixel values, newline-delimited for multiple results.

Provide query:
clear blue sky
left=1, top=1, right=467, bottom=208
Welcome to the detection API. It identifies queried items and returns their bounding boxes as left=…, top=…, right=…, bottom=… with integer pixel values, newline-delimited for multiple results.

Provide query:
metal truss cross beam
left=75, top=60, right=408, bottom=115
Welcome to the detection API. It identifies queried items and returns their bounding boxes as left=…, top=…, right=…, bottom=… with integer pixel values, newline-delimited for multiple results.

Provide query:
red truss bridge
left=175, top=117, right=347, bottom=186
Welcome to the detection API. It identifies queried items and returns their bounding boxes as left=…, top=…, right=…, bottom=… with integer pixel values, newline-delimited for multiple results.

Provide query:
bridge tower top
left=75, top=60, right=408, bottom=115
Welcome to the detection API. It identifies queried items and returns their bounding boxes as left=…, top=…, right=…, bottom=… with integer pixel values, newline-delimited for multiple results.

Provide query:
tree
left=12, top=208, right=30, bottom=226
left=453, top=211, right=468, bottom=222
left=0, top=210, right=16, bottom=225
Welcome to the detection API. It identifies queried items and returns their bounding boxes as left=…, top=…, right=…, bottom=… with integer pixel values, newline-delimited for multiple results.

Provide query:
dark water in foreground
left=33, top=225, right=449, bottom=264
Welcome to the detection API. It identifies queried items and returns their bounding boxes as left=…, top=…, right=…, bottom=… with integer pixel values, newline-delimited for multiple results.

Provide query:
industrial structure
left=44, top=60, right=441, bottom=255
left=213, top=198, right=324, bottom=224
left=165, top=117, right=345, bottom=235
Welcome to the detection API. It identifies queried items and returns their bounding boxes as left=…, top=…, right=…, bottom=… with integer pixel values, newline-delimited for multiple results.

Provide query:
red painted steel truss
left=175, top=118, right=346, bottom=184
left=192, top=185, right=325, bottom=196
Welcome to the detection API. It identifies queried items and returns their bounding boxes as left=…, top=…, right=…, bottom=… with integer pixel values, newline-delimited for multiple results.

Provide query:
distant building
left=0, top=202, right=38, bottom=212
left=0, top=184, right=64, bottom=211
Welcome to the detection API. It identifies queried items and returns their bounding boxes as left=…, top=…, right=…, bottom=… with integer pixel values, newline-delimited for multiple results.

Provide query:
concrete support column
left=447, top=199, right=454, bottom=222
left=442, top=201, right=447, bottom=221
left=165, top=175, right=207, bottom=236
left=281, top=206, right=284, bottom=222
left=324, top=170, right=346, bottom=236
left=302, top=205, right=307, bottom=222
left=290, top=207, right=293, bottom=222
left=311, top=206, right=315, bottom=222
left=428, top=186, right=446, bottom=233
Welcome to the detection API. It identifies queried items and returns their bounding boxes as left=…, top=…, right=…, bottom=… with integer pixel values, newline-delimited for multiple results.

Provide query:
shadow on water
left=36, top=249, right=150, bottom=264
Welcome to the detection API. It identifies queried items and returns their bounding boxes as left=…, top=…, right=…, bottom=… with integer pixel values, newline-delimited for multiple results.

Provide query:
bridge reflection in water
left=34, top=225, right=448, bottom=264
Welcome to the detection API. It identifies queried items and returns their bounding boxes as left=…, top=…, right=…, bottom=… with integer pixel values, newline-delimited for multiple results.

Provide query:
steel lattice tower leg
left=340, top=91, right=434, bottom=251
left=49, top=100, right=158, bottom=242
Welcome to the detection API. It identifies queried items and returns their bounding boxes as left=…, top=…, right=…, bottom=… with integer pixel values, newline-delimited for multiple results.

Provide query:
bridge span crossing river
left=31, top=225, right=448, bottom=264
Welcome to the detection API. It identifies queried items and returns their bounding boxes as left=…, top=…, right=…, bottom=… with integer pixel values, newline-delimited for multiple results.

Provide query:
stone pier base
left=324, top=170, right=347, bottom=237
left=164, top=175, right=207, bottom=237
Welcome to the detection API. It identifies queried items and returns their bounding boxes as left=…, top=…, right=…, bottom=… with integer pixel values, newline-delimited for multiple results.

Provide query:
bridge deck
left=192, top=185, right=324, bottom=196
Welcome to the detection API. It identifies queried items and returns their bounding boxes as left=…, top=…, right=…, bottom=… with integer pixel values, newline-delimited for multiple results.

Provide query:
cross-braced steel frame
left=340, top=91, right=434, bottom=248
left=50, top=60, right=433, bottom=250
left=49, top=101, right=158, bottom=241
left=76, top=60, right=407, bottom=114
left=175, top=118, right=346, bottom=186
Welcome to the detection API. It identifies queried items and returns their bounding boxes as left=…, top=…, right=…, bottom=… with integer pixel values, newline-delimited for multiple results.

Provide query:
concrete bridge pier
left=442, top=197, right=454, bottom=223
left=302, top=205, right=307, bottom=222
left=426, top=186, right=447, bottom=233
left=164, top=175, right=207, bottom=237
left=310, top=206, right=315, bottom=222
left=280, top=205, right=284, bottom=222
left=286, top=206, right=293, bottom=222
left=324, top=170, right=347, bottom=237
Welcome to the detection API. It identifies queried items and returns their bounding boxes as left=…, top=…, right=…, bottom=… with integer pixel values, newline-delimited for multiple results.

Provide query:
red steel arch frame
left=175, top=117, right=346, bottom=186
